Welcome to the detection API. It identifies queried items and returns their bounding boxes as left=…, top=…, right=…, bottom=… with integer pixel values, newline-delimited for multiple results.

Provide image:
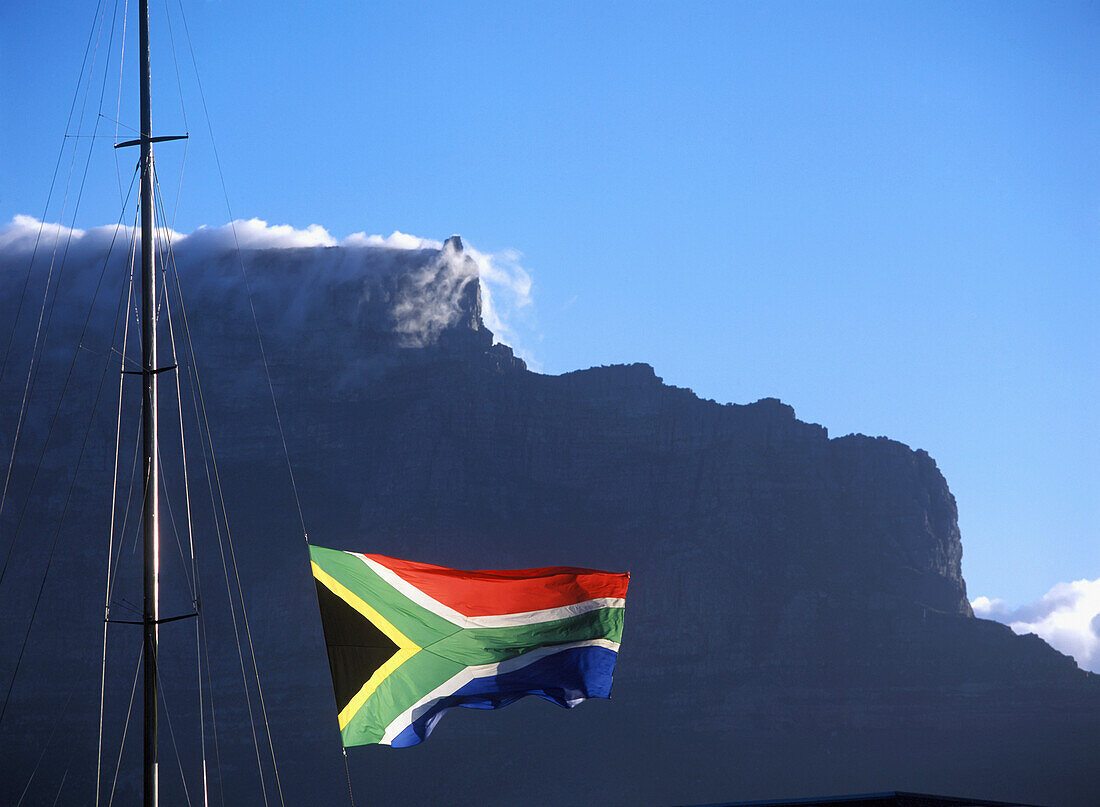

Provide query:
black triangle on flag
left=314, top=579, right=401, bottom=713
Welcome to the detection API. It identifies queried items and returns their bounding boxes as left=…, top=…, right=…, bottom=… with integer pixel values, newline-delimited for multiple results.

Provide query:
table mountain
left=0, top=232, right=1096, bottom=805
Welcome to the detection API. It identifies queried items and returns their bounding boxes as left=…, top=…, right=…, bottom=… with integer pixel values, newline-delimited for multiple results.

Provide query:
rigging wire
left=0, top=0, right=105, bottom=390
left=196, top=578, right=227, bottom=807
left=96, top=205, right=138, bottom=807
left=174, top=0, right=309, bottom=546
left=0, top=185, right=137, bottom=728
left=153, top=219, right=196, bottom=601
left=143, top=199, right=205, bottom=807
left=112, top=599, right=142, bottom=617
left=108, top=401, right=143, bottom=601
left=162, top=5, right=325, bottom=788
left=1, top=2, right=276, bottom=803
left=101, top=113, right=140, bottom=135
left=161, top=0, right=189, bottom=131
left=45, top=688, right=87, bottom=807
left=157, top=206, right=211, bottom=805
left=49, top=771, right=69, bottom=807
left=112, top=0, right=130, bottom=203
left=106, top=644, right=144, bottom=807
left=98, top=0, right=125, bottom=204
left=157, top=669, right=195, bottom=807
left=153, top=164, right=223, bottom=806
left=0, top=0, right=121, bottom=521
left=0, top=29, right=126, bottom=699
left=161, top=0, right=190, bottom=226
left=157, top=455, right=198, bottom=602
left=342, top=749, right=357, bottom=807
left=153, top=165, right=281, bottom=807
left=4, top=0, right=326, bottom=800
left=0, top=165, right=137, bottom=589
left=13, top=674, right=83, bottom=806
left=0, top=0, right=111, bottom=576
left=0, top=16, right=139, bottom=589
left=172, top=4, right=359, bottom=799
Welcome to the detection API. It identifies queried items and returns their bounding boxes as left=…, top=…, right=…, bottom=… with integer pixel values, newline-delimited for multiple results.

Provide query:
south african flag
left=309, top=545, right=629, bottom=747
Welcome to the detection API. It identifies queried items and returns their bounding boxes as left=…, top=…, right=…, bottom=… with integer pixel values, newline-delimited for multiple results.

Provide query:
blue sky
left=1, top=2, right=1097, bottom=619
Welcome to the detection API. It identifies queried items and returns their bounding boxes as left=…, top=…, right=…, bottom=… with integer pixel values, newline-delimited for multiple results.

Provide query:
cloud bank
left=972, top=577, right=1100, bottom=673
left=0, top=216, right=535, bottom=358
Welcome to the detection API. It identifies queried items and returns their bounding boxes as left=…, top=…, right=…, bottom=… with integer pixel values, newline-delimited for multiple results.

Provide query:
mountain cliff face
left=0, top=234, right=1097, bottom=806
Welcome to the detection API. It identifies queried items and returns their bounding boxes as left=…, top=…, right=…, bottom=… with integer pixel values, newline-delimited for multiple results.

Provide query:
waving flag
left=309, top=545, right=628, bottom=747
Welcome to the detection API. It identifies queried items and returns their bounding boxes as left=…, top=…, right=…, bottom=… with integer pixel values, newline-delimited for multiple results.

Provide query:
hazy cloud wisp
left=0, top=216, right=536, bottom=358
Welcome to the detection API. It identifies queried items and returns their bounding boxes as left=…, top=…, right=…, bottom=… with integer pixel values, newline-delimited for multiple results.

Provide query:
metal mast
left=138, top=0, right=159, bottom=803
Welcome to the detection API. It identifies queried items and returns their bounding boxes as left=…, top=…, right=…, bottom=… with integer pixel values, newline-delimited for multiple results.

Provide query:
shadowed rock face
left=0, top=240, right=1097, bottom=806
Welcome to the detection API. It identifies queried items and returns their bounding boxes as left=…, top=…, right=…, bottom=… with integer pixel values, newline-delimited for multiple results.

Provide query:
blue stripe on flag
left=390, top=644, right=618, bottom=747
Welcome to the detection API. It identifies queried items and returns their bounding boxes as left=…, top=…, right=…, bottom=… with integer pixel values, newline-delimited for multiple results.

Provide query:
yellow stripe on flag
left=311, top=561, right=421, bottom=729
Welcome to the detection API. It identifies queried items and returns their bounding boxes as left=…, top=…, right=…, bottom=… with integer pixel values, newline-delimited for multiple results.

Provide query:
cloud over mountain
left=0, top=216, right=535, bottom=358
left=973, top=577, right=1100, bottom=672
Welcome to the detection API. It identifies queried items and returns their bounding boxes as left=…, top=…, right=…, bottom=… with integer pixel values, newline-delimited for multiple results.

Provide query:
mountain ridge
left=0, top=234, right=1096, bottom=805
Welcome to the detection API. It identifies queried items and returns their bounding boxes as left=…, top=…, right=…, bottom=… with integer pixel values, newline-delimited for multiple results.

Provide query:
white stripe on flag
left=379, top=638, right=620, bottom=745
left=352, top=553, right=625, bottom=628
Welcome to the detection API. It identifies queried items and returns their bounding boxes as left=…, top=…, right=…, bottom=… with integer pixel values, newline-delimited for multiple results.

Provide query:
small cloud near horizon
left=972, top=577, right=1100, bottom=673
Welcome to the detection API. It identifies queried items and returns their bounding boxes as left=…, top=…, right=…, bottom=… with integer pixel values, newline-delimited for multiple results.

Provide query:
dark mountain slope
left=0, top=236, right=1096, bottom=805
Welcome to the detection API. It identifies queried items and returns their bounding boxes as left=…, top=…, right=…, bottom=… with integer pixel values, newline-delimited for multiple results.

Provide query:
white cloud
left=179, top=218, right=336, bottom=250
left=343, top=230, right=440, bottom=251
left=0, top=216, right=536, bottom=359
left=0, top=214, right=81, bottom=252
left=463, top=245, right=534, bottom=357
left=972, top=577, right=1100, bottom=672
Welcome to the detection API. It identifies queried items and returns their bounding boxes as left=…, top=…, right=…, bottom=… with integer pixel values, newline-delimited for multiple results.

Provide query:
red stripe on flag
left=362, top=554, right=629, bottom=617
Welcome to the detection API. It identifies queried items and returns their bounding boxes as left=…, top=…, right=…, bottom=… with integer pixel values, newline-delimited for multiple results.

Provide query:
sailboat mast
left=138, top=0, right=159, bottom=804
